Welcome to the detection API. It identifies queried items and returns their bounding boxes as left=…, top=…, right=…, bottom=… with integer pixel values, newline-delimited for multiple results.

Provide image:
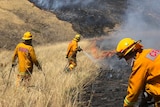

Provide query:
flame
left=89, top=38, right=116, bottom=60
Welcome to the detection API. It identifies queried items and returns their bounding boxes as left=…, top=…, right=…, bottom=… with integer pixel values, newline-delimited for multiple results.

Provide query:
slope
left=0, top=40, right=100, bottom=107
left=0, top=0, right=76, bottom=50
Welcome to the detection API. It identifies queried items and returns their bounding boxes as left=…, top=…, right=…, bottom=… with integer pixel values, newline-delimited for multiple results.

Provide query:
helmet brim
left=22, top=37, right=32, bottom=40
left=117, top=40, right=142, bottom=59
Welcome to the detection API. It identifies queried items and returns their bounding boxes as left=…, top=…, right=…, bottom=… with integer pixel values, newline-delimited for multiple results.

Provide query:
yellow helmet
left=116, top=38, right=142, bottom=58
left=22, top=31, right=32, bottom=40
left=74, top=34, right=81, bottom=41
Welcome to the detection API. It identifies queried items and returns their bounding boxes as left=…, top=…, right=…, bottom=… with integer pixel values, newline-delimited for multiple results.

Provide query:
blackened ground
left=78, top=54, right=155, bottom=107
left=79, top=68, right=130, bottom=107
left=78, top=55, right=132, bottom=107
left=79, top=57, right=154, bottom=107
left=29, top=0, right=127, bottom=37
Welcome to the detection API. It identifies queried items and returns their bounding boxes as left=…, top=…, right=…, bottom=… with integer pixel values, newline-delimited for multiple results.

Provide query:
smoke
left=29, top=0, right=160, bottom=71
left=109, top=0, right=160, bottom=49
left=29, top=0, right=94, bottom=10
left=30, top=0, right=160, bottom=49
left=98, top=0, right=160, bottom=71
left=82, top=51, right=98, bottom=65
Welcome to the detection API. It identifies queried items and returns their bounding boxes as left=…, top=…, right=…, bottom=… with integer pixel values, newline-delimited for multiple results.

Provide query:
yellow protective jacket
left=12, top=42, right=39, bottom=74
left=124, top=49, right=160, bottom=107
left=66, top=39, right=78, bottom=58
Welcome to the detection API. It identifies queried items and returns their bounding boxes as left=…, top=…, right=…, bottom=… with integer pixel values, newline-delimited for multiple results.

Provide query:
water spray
left=82, top=51, right=97, bottom=63
left=82, top=51, right=102, bottom=68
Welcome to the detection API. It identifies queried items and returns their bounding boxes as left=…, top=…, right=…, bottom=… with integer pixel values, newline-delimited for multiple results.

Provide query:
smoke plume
left=30, top=0, right=160, bottom=49
left=29, top=0, right=126, bottom=37
left=109, top=0, right=160, bottom=49
left=29, top=0, right=94, bottom=10
left=29, top=0, right=160, bottom=71
left=98, top=0, right=160, bottom=72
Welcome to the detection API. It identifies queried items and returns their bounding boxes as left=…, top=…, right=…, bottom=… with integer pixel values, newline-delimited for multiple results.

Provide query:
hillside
left=0, top=1, right=106, bottom=107
left=1, top=0, right=160, bottom=107
left=0, top=1, right=99, bottom=106
left=0, top=0, right=76, bottom=50
left=0, top=40, right=100, bottom=107
left=29, top=0, right=127, bottom=37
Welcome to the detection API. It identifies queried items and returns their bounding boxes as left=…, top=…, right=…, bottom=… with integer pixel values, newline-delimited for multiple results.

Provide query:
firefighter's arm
left=29, top=47, right=42, bottom=70
left=73, top=41, right=82, bottom=53
left=66, top=42, right=72, bottom=58
left=72, top=41, right=78, bottom=52
left=12, top=46, right=18, bottom=67
left=70, top=42, right=79, bottom=56
left=77, top=46, right=83, bottom=52
left=35, top=61, right=42, bottom=71
left=73, top=42, right=82, bottom=52
left=67, top=41, right=77, bottom=57
left=124, top=63, right=147, bottom=107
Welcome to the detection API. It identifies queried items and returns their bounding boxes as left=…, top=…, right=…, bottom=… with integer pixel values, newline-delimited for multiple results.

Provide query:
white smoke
left=30, top=0, right=94, bottom=10
left=99, top=0, right=160, bottom=71
left=30, top=0, right=160, bottom=49
left=110, top=0, right=160, bottom=49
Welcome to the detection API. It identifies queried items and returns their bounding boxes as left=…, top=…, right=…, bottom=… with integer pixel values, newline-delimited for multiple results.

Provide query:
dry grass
left=0, top=0, right=77, bottom=50
left=0, top=1, right=100, bottom=106
left=0, top=40, right=99, bottom=107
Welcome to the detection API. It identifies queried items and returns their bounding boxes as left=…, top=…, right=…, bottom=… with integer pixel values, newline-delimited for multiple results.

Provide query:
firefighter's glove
left=37, top=64, right=42, bottom=71
left=66, top=55, right=68, bottom=59
left=12, top=62, right=16, bottom=67
left=77, top=46, right=83, bottom=52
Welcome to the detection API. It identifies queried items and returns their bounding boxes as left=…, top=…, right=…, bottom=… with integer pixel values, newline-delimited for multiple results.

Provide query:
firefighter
left=12, top=31, right=42, bottom=88
left=65, top=34, right=83, bottom=72
left=116, top=38, right=160, bottom=107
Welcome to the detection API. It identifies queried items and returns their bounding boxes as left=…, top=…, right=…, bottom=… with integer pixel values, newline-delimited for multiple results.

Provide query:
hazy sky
left=111, top=0, right=160, bottom=49
left=30, top=0, right=160, bottom=49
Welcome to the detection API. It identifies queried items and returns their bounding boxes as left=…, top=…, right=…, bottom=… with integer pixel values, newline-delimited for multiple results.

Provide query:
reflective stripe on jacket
left=12, top=42, right=39, bottom=73
left=124, top=49, right=160, bottom=107
left=66, top=39, right=78, bottom=58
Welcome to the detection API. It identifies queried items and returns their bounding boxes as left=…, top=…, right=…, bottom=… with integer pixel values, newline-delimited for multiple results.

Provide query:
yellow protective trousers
left=68, top=57, right=77, bottom=71
left=16, top=72, right=31, bottom=88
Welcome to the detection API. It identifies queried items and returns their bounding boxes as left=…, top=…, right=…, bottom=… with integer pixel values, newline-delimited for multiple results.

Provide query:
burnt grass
left=78, top=55, right=152, bottom=107
left=11, top=1, right=160, bottom=106
left=79, top=70, right=129, bottom=107
left=75, top=55, right=132, bottom=107
left=29, top=0, right=127, bottom=37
